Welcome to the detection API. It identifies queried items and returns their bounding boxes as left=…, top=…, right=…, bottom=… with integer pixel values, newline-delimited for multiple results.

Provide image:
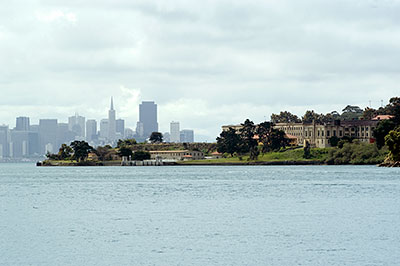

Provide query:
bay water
left=0, top=164, right=399, bottom=265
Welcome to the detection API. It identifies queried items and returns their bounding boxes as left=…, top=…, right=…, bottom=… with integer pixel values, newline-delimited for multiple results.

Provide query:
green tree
left=117, top=138, right=137, bottom=148
left=216, top=128, right=241, bottom=156
left=256, top=121, right=273, bottom=153
left=95, top=145, right=113, bottom=161
left=271, top=111, right=301, bottom=123
left=302, top=110, right=323, bottom=123
left=362, top=107, right=377, bottom=120
left=387, top=97, right=400, bottom=125
left=132, top=151, right=151, bottom=161
left=269, top=129, right=289, bottom=151
left=303, top=141, right=311, bottom=159
left=373, top=120, right=396, bottom=149
left=340, top=105, right=363, bottom=121
left=329, top=136, right=340, bottom=147
left=149, top=132, right=163, bottom=143
left=58, top=144, right=73, bottom=160
left=118, top=147, right=133, bottom=158
left=70, top=141, right=93, bottom=162
left=239, top=119, right=259, bottom=160
left=385, top=128, right=400, bottom=162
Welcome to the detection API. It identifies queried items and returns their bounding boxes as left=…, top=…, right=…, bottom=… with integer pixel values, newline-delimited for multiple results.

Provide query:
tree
left=269, top=129, right=289, bottom=151
left=373, top=120, right=396, bottom=149
left=271, top=111, right=301, bottom=123
left=239, top=119, right=259, bottom=160
left=70, top=141, right=93, bottom=162
left=387, top=97, right=400, bottom=126
left=385, top=128, right=400, bottom=162
left=132, top=151, right=151, bottom=161
left=329, top=136, right=340, bottom=147
left=341, top=105, right=363, bottom=121
left=95, top=145, right=113, bottom=161
left=302, top=110, right=323, bottom=123
left=216, top=128, right=241, bottom=156
left=117, top=138, right=137, bottom=148
left=149, top=132, right=163, bottom=143
left=303, top=141, right=311, bottom=159
left=118, top=147, right=133, bottom=158
left=362, top=107, right=377, bottom=120
left=256, top=122, right=273, bottom=153
left=58, top=144, right=73, bottom=160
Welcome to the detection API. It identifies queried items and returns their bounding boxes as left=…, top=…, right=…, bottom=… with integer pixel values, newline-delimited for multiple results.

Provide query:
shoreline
left=36, top=160, right=389, bottom=167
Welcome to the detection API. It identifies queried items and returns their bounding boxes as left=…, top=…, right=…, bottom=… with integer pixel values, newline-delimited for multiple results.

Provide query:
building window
left=333, top=130, right=336, bottom=137
left=340, top=130, right=343, bottom=137
left=327, top=131, right=330, bottom=137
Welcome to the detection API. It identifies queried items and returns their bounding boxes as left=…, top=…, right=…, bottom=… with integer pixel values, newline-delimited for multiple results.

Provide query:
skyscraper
left=116, top=119, right=125, bottom=139
left=138, top=101, right=158, bottom=139
left=108, top=97, right=116, bottom=141
left=16, top=117, right=30, bottom=131
left=100, top=119, right=109, bottom=139
left=180, top=129, right=194, bottom=143
left=39, top=119, right=58, bottom=154
left=170, top=121, right=180, bottom=143
left=86, top=119, right=97, bottom=142
left=0, top=125, right=10, bottom=158
left=68, top=114, right=85, bottom=139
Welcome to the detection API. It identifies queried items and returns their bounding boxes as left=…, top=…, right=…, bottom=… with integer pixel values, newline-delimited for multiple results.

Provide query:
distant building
left=116, top=119, right=125, bottom=139
left=86, top=119, right=97, bottom=142
left=0, top=125, right=10, bottom=158
left=124, top=128, right=134, bottom=139
left=10, top=130, right=30, bottom=158
left=57, top=123, right=75, bottom=149
left=150, top=150, right=204, bottom=161
left=99, top=119, right=109, bottom=139
left=163, top=132, right=170, bottom=143
left=68, top=114, right=85, bottom=139
left=137, top=101, right=158, bottom=139
left=180, top=129, right=194, bottom=143
left=170, top=121, right=180, bottom=143
left=39, top=119, right=58, bottom=154
left=15, top=117, right=30, bottom=131
left=108, top=97, right=116, bottom=141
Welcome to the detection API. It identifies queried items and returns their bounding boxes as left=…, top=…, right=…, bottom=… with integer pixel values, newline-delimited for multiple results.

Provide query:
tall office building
left=170, top=121, right=180, bottom=143
left=57, top=123, right=75, bottom=148
left=108, top=97, right=116, bottom=141
left=16, top=117, right=30, bottom=131
left=100, top=119, right=109, bottom=139
left=86, top=119, right=97, bottom=142
left=138, top=101, right=158, bottom=138
left=116, top=119, right=125, bottom=139
left=39, top=119, right=58, bottom=154
left=0, top=125, right=10, bottom=158
left=68, top=114, right=85, bottom=139
left=180, top=129, right=194, bottom=143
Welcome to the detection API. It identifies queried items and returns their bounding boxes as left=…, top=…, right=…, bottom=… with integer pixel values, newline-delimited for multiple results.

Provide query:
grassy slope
left=180, top=148, right=331, bottom=164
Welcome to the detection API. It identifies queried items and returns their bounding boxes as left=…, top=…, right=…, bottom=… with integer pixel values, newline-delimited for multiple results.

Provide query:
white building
left=170, top=121, right=180, bottom=143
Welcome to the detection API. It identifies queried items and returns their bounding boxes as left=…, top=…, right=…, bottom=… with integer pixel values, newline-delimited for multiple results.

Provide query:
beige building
left=222, top=120, right=380, bottom=148
left=150, top=150, right=204, bottom=160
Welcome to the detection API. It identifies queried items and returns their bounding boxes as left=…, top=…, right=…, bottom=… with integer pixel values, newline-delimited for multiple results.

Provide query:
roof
left=211, top=151, right=222, bottom=155
left=150, top=150, right=189, bottom=153
left=372, top=115, right=394, bottom=120
left=285, top=134, right=298, bottom=139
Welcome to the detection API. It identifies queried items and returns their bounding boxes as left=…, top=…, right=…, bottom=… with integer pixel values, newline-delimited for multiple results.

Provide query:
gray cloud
left=0, top=0, right=399, bottom=140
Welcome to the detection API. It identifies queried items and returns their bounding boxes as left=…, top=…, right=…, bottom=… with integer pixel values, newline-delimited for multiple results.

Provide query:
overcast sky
left=1, top=0, right=399, bottom=141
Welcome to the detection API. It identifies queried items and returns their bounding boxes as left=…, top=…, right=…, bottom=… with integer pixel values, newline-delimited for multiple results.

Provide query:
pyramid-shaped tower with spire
left=108, top=97, right=116, bottom=141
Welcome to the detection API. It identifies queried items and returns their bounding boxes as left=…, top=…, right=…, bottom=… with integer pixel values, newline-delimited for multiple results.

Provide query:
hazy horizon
left=1, top=0, right=399, bottom=141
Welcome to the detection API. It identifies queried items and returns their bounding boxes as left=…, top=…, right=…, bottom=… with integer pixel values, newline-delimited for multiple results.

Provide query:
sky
left=0, top=0, right=399, bottom=141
